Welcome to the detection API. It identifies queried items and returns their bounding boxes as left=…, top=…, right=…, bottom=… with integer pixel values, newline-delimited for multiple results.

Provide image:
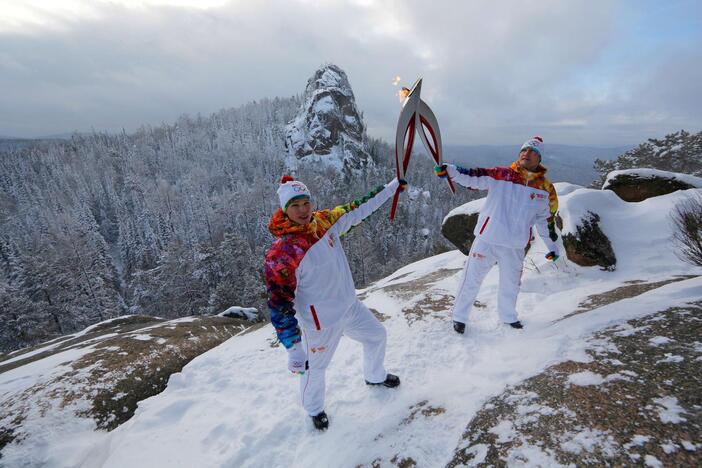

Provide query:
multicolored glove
left=398, top=178, right=408, bottom=192
left=287, top=343, right=307, bottom=374
left=433, top=164, right=448, bottom=178
left=545, top=251, right=559, bottom=262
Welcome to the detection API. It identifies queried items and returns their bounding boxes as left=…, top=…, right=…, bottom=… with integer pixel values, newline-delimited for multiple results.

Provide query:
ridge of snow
left=604, top=168, right=702, bottom=188
left=1, top=315, right=137, bottom=366
left=557, top=186, right=701, bottom=271
left=443, top=197, right=485, bottom=223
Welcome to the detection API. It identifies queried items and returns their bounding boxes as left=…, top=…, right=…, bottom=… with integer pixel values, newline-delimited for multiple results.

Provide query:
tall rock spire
left=284, top=64, right=373, bottom=174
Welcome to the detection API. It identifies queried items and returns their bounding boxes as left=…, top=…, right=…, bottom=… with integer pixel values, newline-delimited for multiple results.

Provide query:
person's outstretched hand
left=433, top=164, right=448, bottom=178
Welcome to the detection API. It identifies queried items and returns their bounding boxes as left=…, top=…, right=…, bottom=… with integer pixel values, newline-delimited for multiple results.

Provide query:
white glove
left=287, top=344, right=307, bottom=374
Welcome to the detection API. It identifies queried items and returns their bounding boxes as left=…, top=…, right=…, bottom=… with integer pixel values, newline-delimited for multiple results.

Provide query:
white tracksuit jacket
left=446, top=163, right=558, bottom=252
left=286, top=179, right=399, bottom=332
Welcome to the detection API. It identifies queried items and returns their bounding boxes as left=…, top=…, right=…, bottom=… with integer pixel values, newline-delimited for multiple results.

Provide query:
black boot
left=311, top=411, right=329, bottom=430
left=508, top=321, right=524, bottom=329
left=366, top=373, right=401, bottom=388
left=453, top=321, right=466, bottom=334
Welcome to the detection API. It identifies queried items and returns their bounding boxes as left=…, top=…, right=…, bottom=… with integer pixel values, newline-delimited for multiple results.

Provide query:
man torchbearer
left=435, top=136, right=560, bottom=333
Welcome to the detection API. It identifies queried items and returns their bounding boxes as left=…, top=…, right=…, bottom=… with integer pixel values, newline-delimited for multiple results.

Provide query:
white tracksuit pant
left=452, top=237, right=525, bottom=325
left=299, top=300, right=387, bottom=416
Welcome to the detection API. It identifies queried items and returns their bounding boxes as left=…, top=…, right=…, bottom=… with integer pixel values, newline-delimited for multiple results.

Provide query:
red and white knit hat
left=277, top=175, right=311, bottom=211
left=520, top=136, right=544, bottom=159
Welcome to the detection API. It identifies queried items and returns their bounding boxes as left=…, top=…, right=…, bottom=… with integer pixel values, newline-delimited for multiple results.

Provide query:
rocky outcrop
left=562, top=211, right=616, bottom=270
left=284, top=64, right=372, bottom=174
left=442, top=212, right=479, bottom=255
left=448, top=302, right=702, bottom=467
left=441, top=199, right=484, bottom=255
left=603, top=169, right=701, bottom=202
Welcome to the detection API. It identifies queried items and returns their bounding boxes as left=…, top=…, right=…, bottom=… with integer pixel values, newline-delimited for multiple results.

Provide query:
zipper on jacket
left=310, top=305, right=321, bottom=331
left=479, top=216, right=490, bottom=235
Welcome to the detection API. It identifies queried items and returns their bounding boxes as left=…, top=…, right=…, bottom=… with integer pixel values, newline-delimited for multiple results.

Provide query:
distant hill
left=443, top=144, right=633, bottom=186
left=0, top=134, right=73, bottom=152
left=0, top=138, right=36, bottom=152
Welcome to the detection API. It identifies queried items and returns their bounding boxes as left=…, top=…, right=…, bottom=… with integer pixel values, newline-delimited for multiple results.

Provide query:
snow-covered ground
left=2, top=185, right=701, bottom=467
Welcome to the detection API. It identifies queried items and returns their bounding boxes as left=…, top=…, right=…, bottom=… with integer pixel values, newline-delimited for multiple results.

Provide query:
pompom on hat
left=277, top=175, right=311, bottom=211
left=520, top=136, right=544, bottom=160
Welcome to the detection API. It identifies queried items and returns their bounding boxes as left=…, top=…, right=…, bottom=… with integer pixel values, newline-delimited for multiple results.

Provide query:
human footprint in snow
left=435, top=136, right=560, bottom=333
left=265, top=175, right=405, bottom=430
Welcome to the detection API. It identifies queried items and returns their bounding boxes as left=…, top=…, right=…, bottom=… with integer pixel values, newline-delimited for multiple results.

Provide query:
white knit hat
left=520, top=136, right=544, bottom=159
left=277, top=175, right=311, bottom=211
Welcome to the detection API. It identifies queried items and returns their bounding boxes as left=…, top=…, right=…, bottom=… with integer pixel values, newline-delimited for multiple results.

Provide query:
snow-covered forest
left=0, top=70, right=476, bottom=353
left=593, top=130, right=702, bottom=186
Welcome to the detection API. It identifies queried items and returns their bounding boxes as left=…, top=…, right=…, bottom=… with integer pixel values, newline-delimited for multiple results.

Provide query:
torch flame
left=397, top=86, right=410, bottom=103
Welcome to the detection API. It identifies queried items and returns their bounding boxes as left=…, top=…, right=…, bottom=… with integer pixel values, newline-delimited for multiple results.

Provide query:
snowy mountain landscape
left=3, top=1, right=702, bottom=465
left=2, top=60, right=702, bottom=467
left=2, top=176, right=700, bottom=467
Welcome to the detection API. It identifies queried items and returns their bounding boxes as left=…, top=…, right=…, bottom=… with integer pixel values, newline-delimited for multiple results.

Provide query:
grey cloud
left=0, top=0, right=699, bottom=146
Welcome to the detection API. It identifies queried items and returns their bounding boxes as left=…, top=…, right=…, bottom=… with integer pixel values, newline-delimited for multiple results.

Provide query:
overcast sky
left=1, top=0, right=700, bottom=145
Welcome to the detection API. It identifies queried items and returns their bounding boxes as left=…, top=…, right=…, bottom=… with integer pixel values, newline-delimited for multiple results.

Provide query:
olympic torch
left=389, top=77, right=454, bottom=221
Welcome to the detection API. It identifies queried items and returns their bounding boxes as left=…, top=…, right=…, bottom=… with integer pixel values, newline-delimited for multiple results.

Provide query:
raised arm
left=443, top=164, right=500, bottom=190
left=331, top=178, right=401, bottom=235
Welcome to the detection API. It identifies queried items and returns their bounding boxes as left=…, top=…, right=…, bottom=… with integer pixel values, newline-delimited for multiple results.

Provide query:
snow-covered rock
left=558, top=183, right=702, bottom=271
left=217, top=306, right=260, bottom=322
left=561, top=210, right=617, bottom=269
left=441, top=198, right=485, bottom=255
left=284, top=64, right=373, bottom=175
left=603, top=168, right=702, bottom=202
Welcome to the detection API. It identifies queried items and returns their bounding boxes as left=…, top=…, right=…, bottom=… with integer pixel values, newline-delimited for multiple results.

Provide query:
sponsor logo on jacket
left=530, top=192, right=546, bottom=200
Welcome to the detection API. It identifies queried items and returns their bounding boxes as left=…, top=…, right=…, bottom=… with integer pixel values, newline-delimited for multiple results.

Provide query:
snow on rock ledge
left=603, top=168, right=702, bottom=202
left=558, top=184, right=702, bottom=271
left=561, top=209, right=617, bottom=270
left=217, top=306, right=260, bottom=322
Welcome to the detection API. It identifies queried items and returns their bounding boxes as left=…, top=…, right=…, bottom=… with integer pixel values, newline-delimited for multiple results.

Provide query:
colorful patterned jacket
left=446, top=162, right=559, bottom=251
left=264, top=179, right=399, bottom=348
